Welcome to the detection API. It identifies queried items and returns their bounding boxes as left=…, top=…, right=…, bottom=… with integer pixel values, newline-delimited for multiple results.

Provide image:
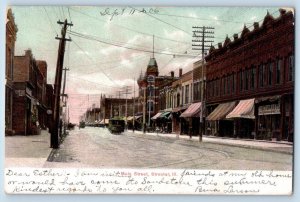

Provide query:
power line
left=43, top=7, right=58, bottom=36
left=67, top=7, right=72, bottom=24
left=72, top=39, right=122, bottom=87
left=68, top=30, right=198, bottom=57
left=129, top=6, right=191, bottom=36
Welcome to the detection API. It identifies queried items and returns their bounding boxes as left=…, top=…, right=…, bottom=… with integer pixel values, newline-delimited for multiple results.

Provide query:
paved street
left=43, top=127, right=292, bottom=170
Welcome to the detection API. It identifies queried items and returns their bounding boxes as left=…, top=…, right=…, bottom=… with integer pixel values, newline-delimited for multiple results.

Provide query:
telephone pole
left=192, top=26, right=214, bottom=142
left=122, top=86, right=132, bottom=130
left=51, top=19, right=73, bottom=149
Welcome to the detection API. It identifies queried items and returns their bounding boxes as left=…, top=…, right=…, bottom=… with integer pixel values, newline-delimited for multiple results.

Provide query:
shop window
left=276, top=58, right=282, bottom=84
left=288, top=54, right=294, bottom=82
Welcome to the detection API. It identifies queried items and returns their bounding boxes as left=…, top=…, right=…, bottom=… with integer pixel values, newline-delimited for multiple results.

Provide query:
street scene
left=6, top=126, right=293, bottom=169
left=5, top=6, right=294, bottom=171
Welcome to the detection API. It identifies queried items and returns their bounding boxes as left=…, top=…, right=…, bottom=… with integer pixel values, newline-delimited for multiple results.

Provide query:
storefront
left=171, top=105, right=188, bottom=134
left=254, top=95, right=293, bottom=141
left=180, top=102, right=202, bottom=136
left=226, top=98, right=255, bottom=139
left=206, top=101, right=236, bottom=137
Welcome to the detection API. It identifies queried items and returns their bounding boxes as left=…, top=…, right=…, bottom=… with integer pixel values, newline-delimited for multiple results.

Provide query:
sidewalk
left=5, top=130, right=53, bottom=167
left=129, top=130, right=293, bottom=154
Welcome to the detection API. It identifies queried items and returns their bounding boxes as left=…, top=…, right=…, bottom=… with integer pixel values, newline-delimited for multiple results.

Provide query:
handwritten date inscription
left=5, top=169, right=292, bottom=195
left=99, top=7, right=160, bottom=21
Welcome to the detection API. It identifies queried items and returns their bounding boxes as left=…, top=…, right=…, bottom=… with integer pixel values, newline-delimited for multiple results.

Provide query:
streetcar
left=108, top=117, right=125, bottom=134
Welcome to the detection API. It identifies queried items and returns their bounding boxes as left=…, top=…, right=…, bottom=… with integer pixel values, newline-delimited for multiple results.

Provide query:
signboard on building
left=258, top=104, right=280, bottom=115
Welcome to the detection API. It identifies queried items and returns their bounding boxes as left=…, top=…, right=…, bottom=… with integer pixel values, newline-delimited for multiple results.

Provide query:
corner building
left=205, top=9, right=294, bottom=141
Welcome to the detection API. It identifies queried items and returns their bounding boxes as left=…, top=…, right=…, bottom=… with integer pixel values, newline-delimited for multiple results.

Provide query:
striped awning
left=151, top=112, right=162, bottom=120
left=226, top=99, right=255, bottom=119
left=206, top=101, right=236, bottom=121
left=180, top=102, right=202, bottom=118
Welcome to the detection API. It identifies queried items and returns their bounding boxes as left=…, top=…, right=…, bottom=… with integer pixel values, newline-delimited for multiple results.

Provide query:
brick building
left=5, top=8, right=18, bottom=135
left=13, top=50, right=49, bottom=135
left=205, top=9, right=294, bottom=141
left=137, top=57, right=177, bottom=130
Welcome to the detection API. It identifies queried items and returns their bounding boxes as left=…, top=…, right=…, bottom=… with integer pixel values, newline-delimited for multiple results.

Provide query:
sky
left=10, top=6, right=289, bottom=123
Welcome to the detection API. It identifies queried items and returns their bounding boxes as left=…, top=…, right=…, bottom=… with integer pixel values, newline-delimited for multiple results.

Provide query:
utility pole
left=121, top=86, right=132, bottom=130
left=51, top=19, right=72, bottom=149
left=192, top=26, right=214, bottom=142
left=62, top=67, right=69, bottom=136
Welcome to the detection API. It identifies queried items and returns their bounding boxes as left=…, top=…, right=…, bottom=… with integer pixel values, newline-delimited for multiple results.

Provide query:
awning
left=172, top=105, right=189, bottom=113
left=180, top=102, right=202, bottom=118
left=151, top=112, right=162, bottom=120
left=158, top=111, right=171, bottom=120
left=206, top=101, right=236, bottom=121
left=226, top=99, right=255, bottom=119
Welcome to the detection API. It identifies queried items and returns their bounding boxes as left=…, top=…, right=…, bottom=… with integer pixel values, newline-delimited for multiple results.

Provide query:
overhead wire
left=43, top=7, right=58, bottom=36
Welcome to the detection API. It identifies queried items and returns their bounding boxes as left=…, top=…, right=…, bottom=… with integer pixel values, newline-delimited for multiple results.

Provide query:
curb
left=129, top=131, right=293, bottom=155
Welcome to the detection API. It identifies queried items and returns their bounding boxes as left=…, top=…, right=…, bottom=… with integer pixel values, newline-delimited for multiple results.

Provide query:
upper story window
left=288, top=54, right=294, bottom=82
left=259, top=64, right=265, bottom=88
left=185, top=85, right=189, bottom=104
left=276, top=58, right=282, bottom=84
left=268, top=62, right=273, bottom=86
left=147, top=75, right=155, bottom=83
left=250, top=67, right=256, bottom=89
left=148, top=85, right=155, bottom=97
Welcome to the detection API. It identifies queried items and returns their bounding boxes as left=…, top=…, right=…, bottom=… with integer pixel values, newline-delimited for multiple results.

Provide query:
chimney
left=170, top=71, right=174, bottom=78
left=233, top=34, right=238, bottom=40
left=279, top=8, right=286, bottom=15
left=218, top=43, right=222, bottom=49
left=179, top=68, right=183, bottom=77
left=25, top=49, right=32, bottom=56
left=253, top=22, right=259, bottom=29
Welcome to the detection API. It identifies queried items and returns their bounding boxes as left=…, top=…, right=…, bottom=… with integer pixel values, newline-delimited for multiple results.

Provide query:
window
left=185, top=85, right=189, bottom=104
left=193, top=82, right=200, bottom=101
left=147, top=75, right=155, bottom=83
left=244, top=70, right=249, bottom=90
left=181, top=87, right=184, bottom=105
left=276, top=59, right=282, bottom=84
left=288, top=55, right=294, bottom=81
left=268, top=62, right=273, bottom=86
left=232, top=74, right=236, bottom=94
left=250, top=67, right=256, bottom=89
left=148, top=101, right=154, bottom=112
left=240, top=71, right=244, bottom=91
left=148, top=85, right=154, bottom=97
left=259, top=64, right=265, bottom=87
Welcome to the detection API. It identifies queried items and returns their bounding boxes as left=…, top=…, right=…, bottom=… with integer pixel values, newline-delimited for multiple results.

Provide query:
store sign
left=258, top=104, right=280, bottom=115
